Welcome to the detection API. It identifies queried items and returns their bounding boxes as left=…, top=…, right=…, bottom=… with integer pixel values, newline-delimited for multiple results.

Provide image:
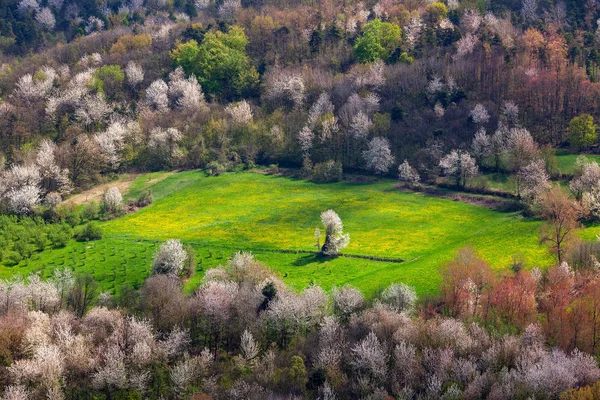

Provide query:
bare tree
left=538, top=186, right=582, bottom=263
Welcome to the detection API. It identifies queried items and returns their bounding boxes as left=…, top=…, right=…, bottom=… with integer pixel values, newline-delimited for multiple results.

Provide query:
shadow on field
left=293, top=254, right=331, bottom=266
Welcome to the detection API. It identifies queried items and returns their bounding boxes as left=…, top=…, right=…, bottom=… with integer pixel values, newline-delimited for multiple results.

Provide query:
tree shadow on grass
left=292, top=253, right=333, bottom=266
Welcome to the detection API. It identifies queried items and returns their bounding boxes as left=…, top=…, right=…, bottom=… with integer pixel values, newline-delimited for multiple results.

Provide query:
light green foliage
left=171, top=26, right=259, bottom=98
left=354, top=19, right=402, bottom=63
left=423, top=2, right=449, bottom=24
left=92, top=65, right=125, bottom=99
left=568, top=114, right=598, bottom=150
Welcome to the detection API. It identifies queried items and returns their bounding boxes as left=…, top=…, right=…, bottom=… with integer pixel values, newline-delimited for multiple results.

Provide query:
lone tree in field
left=320, top=209, right=350, bottom=256
left=152, top=239, right=189, bottom=277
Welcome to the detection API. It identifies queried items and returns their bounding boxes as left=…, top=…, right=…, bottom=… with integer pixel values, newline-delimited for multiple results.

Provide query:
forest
left=3, top=0, right=600, bottom=398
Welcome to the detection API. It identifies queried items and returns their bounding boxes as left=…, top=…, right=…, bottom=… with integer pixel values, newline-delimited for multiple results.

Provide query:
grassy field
left=556, top=152, right=600, bottom=175
left=3, top=170, right=593, bottom=297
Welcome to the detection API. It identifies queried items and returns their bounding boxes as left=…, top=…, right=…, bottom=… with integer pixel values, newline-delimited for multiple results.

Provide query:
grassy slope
left=556, top=153, right=600, bottom=175
left=3, top=170, right=592, bottom=297
left=105, top=171, right=556, bottom=293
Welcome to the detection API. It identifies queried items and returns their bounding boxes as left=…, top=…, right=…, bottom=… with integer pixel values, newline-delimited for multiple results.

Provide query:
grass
left=556, top=152, right=600, bottom=175
left=5, top=170, right=598, bottom=297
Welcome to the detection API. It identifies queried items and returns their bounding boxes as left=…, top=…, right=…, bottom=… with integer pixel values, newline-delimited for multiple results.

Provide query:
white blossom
left=350, top=112, right=372, bottom=139
left=145, top=79, right=169, bottom=112
left=379, top=283, right=417, bottom=313
left=332, top=285, right=364, bottom=318
left=351, top=331, right=388, bottom=380
left=152, top=239, right=187, bottom=276
left=472, top=128, right=492, bottom=161
left=439, top=150, right=479, bottom=187
left=517, top=159, right=550, bottom=202
left=363, top=137, right=395, bottom=174
left=308, top=93, right=334, bottom=129
left=84, top=16, right=105, bottom=34
left=240, top=329, right=260, bottom=361
left=470, top=103, right=490, bottom=125
left=398, top=160, right=421, bottom=185
left=218, top=0, right=240, bottom=19
left=404, top=18, right=423, bottom=48
left=298, top=126, right=314, bottom=155
left=36, top=7, right=55, bottom=29
left=264, top=69, right=305, bottom=108
left=102, top=187, right=122, bottom=214
left=455, top=33, right=479, bottom=59
left=320, top=209, right=350, bottom=256
left=226, top=100, right=253, bottom=125
left=125, top=61, right=144, bottom=87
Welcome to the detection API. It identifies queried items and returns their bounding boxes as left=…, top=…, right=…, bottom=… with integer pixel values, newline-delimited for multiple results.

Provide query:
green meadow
left=556, top=152, right=600, bottom=175
left=1, top=170, right=576, bottom=297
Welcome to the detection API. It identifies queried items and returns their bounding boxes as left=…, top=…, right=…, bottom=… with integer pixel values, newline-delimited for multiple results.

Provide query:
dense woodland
left=4, top=0, right=600, bottom=398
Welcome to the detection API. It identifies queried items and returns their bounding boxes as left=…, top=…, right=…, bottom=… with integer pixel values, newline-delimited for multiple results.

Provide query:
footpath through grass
left=1, top=170, right=587, bottom=296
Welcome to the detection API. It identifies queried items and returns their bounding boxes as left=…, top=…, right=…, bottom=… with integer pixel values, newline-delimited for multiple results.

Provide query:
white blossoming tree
left=151, top=239, right=188, bottom=277
left=363, top=137, right=395, bottom=174
left=320, top=209, right=350, bottom=256
left=439, top=150, right=478, bottom=187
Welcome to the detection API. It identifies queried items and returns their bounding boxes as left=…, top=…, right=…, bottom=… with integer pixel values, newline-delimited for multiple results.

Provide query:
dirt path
left=63, top=174, right=139, bottom=205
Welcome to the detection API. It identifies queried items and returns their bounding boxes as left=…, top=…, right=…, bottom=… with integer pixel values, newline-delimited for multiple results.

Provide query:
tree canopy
left=171, top=26, right=259, bottom=99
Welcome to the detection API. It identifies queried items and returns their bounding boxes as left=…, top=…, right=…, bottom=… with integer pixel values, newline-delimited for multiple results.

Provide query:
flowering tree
left=350, top=112, right=372, bottom=139
left=36, top=139, right=72, bottom=195
left=320, top=209, right=350, bottom=256
left=439, top=150, right=478, bottom=187
left=398, top=160, right=420, bottom=186
left=517, top=159, right=550, bottom=203
left=125, top=61, right=144, bottom=88
left=471, top=128, right=491, bottom=164
left=225, top=100, right=253, bottom=125
left=263, top=69, right=305, bottom=109
left=145, top=79, right=169, bottom=112
left=332, top=285, right=364, bottom=320
left=363, top=137, right=394, bottom=174
left=570, top=160, right=600, bottom=199
left=470, top=103, right=490, bottom=125
left=102, top=187, right=122, bottom=216
left=168, top=67, right=206, bottom=111
left=379, top=283, right=417, bottom=313
left=350, top=331, right=388, bottom=382
left=151, top=239, right=188, bottom=277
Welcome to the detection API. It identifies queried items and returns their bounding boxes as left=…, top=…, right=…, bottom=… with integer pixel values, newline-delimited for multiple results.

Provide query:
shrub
left=313, top=160, right=343, bottom=182
left=48, top=224, right=73, bottom=248
left=136, top=189, right=153, bottom=207
left=82, top=202, right=100, bottom=221
left=75, top=222, right=103, bottom=242
left=206, top=161, right=226, bottom=176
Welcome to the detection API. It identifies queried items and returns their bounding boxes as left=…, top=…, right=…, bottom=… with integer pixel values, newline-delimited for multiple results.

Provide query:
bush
left=136, top=189, right=153, bottom=207
left=82, top=202, right=100, bottom=222
left=75, top=222, right=103, bottom=242
left=206, top=161, right=226, bottom=176
left=47, top=224, right=73, bottom=248
left=312, top=160, right=343, bottom=182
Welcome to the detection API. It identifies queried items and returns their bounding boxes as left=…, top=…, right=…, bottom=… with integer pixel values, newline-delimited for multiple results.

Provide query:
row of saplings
left=0, top=186, right=152, bottom=266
